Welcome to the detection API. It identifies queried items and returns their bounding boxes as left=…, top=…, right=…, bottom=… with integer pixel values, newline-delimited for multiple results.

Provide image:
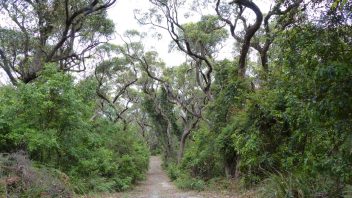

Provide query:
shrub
left=180, top=125, right=224, bottom=180
left=259, top=172, right=350, bottom=198
left=68, top=121, right=150, bottom=193
left=0, top=152, right=72, bottom=197
left=0, top=65, right=150, bottom=194
left=166, top=162, right=181, bottom=181
left=175, top=174, right=206, bottom=191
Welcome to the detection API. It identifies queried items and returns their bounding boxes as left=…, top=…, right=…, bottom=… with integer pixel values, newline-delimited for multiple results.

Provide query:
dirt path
left=98, top=156, right=239, bottom=198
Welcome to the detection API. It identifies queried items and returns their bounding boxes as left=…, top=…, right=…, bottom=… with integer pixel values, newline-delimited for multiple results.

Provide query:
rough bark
left=143, top=0, right=214, bottom=100
left=217, top=0, right=303, bottom=75
left=177, top=128, right=191, bottom=163
left=230, top=0, right=263, bottom=77
left=224, top=152, right=238, bottom=179
left=177, top=117, right=199, bottom=163
left=0, top=49, right=17, bottom=85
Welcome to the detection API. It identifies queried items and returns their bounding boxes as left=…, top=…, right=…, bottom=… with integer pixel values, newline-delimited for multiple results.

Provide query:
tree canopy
left=0, top=0, right=351, bottom=197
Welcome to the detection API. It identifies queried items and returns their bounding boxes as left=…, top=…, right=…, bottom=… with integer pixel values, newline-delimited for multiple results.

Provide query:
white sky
left=108, top=0, right=185, bottom=67
left=108, top=0, right=272, bottom=67
left=0, top=0, right=272, bottom=84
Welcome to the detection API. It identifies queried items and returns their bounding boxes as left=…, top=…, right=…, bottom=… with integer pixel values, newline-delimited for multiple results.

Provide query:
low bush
left=57, top=120, right=150, bottom=193
left=258, top=172, right=351, bottom=198
left=166, top=162, right=181, bottom=181
left=175, top=174, right=206, bottom=191
left=180, top=125, right=224, bottom=180
left=0, top=152, right=72, bottom=197
left=0, top=65, right=150, bottom=194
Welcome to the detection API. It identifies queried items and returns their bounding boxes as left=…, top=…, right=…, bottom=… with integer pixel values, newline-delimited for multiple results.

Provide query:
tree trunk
left=177, top=128, right=191, bottom=163
left=165, top=120, right=174, bottom=160
left=260, top=51, right=269, bottom=73
left=224, top=153, right=238, bottom=179
left=233, top=0, right=263, bottom=77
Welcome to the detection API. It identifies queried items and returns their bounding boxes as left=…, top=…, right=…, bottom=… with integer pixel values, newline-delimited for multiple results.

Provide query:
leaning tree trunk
left=224, top=152, right=238, bottom=179
left=260, top=51, right=269, bottom=73
left=177, top=118, right=200, bottom=163
left=231, top=0, right=263, bottom=77
left=177, top=128, right=191, bottom=163
left=160, top=109, right=175, bottom=161
left=166, top=120, right=173, bottom=159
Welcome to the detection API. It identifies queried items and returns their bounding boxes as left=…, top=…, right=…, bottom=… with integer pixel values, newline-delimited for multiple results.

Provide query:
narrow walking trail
left=103, top=156, right=238, bottom=198
left=109, top=156, right=201, bottom=198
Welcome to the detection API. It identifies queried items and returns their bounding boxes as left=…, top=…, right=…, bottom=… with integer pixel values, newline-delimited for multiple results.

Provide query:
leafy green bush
left=166, top=162, right=181, bottom=181
left=259, top=172, right=350, bottom=198
left=228, top=25, right=352, bottom=194
left=174, top=25, right=352, bottom=196
left=68, top=132, right=149, bottom=192
left=175, top=174, right=206, bottom=191
left=260, top=173, right=311, bottom=198
left=0, top=64, right=150, bottom=193
left=180, top=125, right=224, bottom=180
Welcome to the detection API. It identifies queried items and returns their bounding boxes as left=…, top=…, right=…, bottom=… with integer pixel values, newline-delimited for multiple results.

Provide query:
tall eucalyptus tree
left=0, top=0, right=116, bottom=84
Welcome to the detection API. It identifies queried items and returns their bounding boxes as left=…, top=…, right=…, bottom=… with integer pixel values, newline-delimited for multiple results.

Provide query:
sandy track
left=95, top=156, right=238, bottom=198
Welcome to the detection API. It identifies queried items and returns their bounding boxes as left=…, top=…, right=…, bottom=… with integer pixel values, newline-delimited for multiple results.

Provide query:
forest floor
left=86, top=156, right=252, bottom=198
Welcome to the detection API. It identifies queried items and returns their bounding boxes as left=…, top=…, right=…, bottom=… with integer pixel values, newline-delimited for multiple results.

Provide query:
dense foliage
left=0, top=65, right=149, bottom=196
left=0, top=0, right=351, bottom=197
left=172, top=23, right=352, bottom=197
